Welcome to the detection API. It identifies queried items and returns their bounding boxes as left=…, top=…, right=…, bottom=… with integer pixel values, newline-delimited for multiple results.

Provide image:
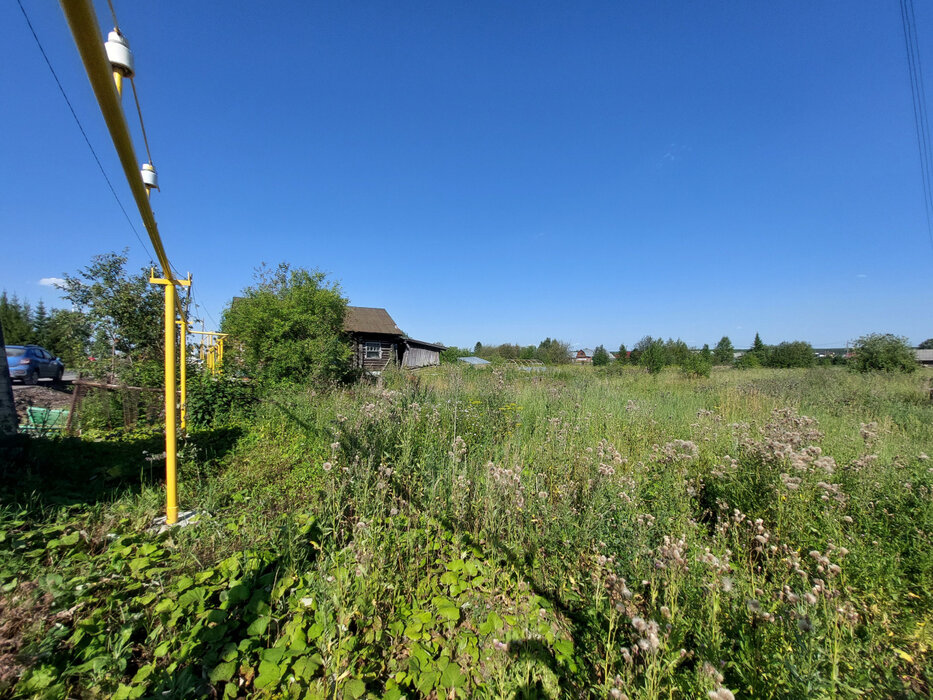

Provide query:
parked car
left=5, top=345, right=65, bottom=384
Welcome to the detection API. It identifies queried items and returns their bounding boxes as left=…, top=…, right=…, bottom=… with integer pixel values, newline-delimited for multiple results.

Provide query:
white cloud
left=39, top=277, right=65, bottom=287
left=856, top=273, right=868, bottom=279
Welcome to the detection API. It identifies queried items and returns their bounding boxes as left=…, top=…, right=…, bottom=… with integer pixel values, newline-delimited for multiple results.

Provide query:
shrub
left=682, top=351, right=711, bottom=378
left=640, top=340, right=666, bottom=374
left=713, top=336, right=734, bottom=364
left=592, top=345, right=611, bottom=366
left=186, top=372, right=255, bottom=428
left=766, top=341, right=816, bottom=368
left=220, top=264, right=353, bottom=386
left=734, top=352, right=761, bottom=369
left=850, top=333, right=917, bottom=373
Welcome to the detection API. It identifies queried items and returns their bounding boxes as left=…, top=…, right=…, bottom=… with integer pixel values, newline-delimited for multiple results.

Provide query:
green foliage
left=713, top=336, right=734, bottom=364
left=59, top=250, right=164, bottom=385
left=752, top=332, right=765, bottom=354
left=440, top=347, right=472, bottom=363
left=535, top=338, right=571, bottom=365
left=638, top=337, right=666, bottom=374
left=471, top=338, right=572, bottom=365
left=0, top=292, right=91, bottom=368
left=0, top=292, right=34, bottom=345
left=220, top=263, right=353, bottom=386
left=918, top=338, right=933, bottom=350
left=683, top=349, right=712, bottom=377
left=734, top=351, right=761, bottom=369
left=4, top=367, right=932, bottom=698
left=616, top=344, right=628, bottom=364
left=591, top=344, right=610, bottom=366
left=850, top=333, right=918, bottom=373
left=765, top=340, right=815, bottom=368
left=186, top=372, right=256, bottom=428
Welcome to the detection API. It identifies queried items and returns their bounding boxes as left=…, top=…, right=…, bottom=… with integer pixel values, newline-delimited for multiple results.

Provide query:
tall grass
left=1, top=365, right=931, bottom=698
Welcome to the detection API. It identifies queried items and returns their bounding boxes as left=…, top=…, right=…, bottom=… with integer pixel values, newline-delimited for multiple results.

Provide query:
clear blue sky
left=3, top=1, right=931, bottom=349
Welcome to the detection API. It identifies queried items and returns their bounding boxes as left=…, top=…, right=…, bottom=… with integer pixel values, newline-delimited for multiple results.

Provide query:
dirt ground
left=11, top=384, right=73, bottom=424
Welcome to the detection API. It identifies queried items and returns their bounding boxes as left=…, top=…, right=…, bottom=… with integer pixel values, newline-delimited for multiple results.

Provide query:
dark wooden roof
left=406, top=338, right=446, bottom=351
left=344, top=307, right=404, bottom=336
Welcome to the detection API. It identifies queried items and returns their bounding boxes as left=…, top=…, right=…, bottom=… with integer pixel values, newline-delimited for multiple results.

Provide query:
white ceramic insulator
left=141, top=163, right=158, bottom=189
left=105, top=31, right=135, bottom=78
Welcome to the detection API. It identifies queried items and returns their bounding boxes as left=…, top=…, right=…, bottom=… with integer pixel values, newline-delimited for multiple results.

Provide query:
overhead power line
left=16, top=0, right=156, bottom=264
left=899, top=0, right=933, bottom=253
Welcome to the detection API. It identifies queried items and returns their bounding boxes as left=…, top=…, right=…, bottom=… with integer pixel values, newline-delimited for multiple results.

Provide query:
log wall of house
left=355, top=338, right=396, bottom=372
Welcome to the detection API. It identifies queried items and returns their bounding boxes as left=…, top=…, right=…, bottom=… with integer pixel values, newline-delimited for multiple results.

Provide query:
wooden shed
left=401, top=339, right=445, bottom=368
left=344, top=307, right=445, bottom=372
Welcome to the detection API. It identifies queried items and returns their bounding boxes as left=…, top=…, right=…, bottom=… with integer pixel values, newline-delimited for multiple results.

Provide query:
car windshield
left=5, top=348, right=25, bottom=357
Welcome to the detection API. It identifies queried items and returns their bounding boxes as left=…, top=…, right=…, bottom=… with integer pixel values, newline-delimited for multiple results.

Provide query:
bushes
left=850, top=333, right=917, bottom=373
left=220, top=264, right=353, bottom=386
left=185, top=372, right=255, bottom=428
left=766, top=341, right=816, bottom=368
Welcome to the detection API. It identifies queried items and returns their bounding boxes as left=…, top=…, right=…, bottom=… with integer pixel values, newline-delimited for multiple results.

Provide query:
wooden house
left=344, top=307, right=444, bottom=372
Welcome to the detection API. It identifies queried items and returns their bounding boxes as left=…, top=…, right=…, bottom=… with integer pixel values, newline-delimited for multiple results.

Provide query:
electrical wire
left=899, top=0, right=933, bottom=253
left=106, top=0, right=120, bottom=32
left=16, top=0, right=157, bottom=265
left=129, top=78, right=155, bottom=167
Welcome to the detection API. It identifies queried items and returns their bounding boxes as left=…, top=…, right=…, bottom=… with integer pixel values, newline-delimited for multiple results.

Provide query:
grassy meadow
left=1, top=365, right=932, bottom=698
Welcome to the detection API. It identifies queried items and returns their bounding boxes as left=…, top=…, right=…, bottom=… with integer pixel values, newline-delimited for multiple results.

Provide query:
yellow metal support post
left=163, top=281, right=177, bottom=524
left=150, top=272, right=190, bottom=525
left=178, top=319, right=187, bottom=430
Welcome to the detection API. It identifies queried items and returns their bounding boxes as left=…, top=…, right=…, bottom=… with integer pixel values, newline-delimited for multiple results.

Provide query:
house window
left=365, top=342, right=382, bottom=359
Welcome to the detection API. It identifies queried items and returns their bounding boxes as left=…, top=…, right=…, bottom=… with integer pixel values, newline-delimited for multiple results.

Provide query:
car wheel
left=54, top=368, right=64, bottom=383
left=24, top=370, right=39, bottom=386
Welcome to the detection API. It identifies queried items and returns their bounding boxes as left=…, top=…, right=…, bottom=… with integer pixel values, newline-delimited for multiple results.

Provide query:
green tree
left=474, top=341, right=483, bottom=355
left=752, top=332, right=765, bottom=353
left=637, top=337, right=667, bottom=374
left=0, top=292, right=32, bottom=344
left=713, top=336, right=734, bottom=364
left=221, top=263, right=352, bottom=385
left=734, top=352, right=761, bottom=369
left=536, top=338, right=571, bottom=365
left=850, top=333, right=917, bottom=373
left=683, top=349, right=712, bottom=378
left=616, top=344, right=628, bottom=364
left=45, top=309, right=92, bottom=367
left=59, top=251, right=164, bottom=385
left=665, top=338, right=690, bottom=367
left=766, top=341, right=815, bottom=368
left=592, top=345, right=611, bottom=366
left=919, top=338, right=933, bottom=349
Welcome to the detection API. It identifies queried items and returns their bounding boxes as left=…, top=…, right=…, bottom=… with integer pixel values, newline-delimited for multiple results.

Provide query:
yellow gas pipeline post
left=177, top=318, right=188, bottom=430
left=61, top=0, right=191, bottom=526
left=150, top=271, right=189, bottom=524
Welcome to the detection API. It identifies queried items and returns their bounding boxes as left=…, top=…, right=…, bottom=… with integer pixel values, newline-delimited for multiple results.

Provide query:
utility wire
left=106, top=0, right=120, bottom=32
left=129, top=78, right=154, bottom=167
left=16, top=0, right=157, bottom=264
left=899, top=0, right=933, bottom=253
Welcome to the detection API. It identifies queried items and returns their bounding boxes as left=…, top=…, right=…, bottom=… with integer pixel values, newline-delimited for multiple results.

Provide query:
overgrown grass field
left=2, top=365, right=932, bottom=698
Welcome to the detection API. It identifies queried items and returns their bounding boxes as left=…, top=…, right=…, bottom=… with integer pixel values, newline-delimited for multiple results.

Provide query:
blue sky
left=3, top=1, right=931, bottom=349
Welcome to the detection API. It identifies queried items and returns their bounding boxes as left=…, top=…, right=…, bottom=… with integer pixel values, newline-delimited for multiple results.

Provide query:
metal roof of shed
left=458, top=356, right=490, bottom=365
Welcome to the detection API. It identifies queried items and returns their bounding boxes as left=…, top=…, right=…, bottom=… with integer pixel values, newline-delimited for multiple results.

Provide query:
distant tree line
left=441, top=338, right=573, bottom=365
left=446, top=331, right=923, bottom=375
left=0, top=291, right=90, bottom=368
